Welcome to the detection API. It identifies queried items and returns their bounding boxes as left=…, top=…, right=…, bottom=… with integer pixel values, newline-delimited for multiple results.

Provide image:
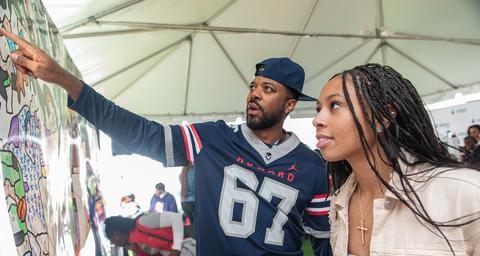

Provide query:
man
left=2, top=29, right=331, bottom=255
left=462, top=136, right=480, bottom=165
left=106, top=212, right=195, bottom=256
left=468, top=124, right=480, bottom=144
left=149, top=183, right=178, bottom=213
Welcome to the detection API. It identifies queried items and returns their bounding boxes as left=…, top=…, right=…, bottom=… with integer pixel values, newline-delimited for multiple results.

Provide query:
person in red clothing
left=105, top=212, right=195, bottom=256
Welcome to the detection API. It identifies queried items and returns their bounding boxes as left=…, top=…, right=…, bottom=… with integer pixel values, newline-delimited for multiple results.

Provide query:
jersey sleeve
left=303, top=165, right=331, bottom=238
left=303, top=160, right=332, bottom=255
left=68, top=82, right=216, bottom=167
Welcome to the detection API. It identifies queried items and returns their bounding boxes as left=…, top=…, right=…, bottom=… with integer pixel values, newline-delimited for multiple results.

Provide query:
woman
left=313, top=64, right=480, bottom=255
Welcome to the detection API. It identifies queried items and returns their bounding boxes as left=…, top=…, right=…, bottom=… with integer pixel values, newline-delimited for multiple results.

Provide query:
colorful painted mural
left=0, top=0, right=106, bottom=255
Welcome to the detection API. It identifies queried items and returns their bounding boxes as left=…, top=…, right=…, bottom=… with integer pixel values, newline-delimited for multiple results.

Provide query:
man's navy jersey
left=69, top=84, right=331, bottom=256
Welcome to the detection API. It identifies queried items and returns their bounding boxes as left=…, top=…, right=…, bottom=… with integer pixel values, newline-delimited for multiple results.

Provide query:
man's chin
left=246, top=119, right=265, bottom=130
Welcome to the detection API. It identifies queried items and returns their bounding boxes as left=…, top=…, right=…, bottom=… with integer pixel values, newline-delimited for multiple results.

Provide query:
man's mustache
left=249, top=98, right=264, bottom=112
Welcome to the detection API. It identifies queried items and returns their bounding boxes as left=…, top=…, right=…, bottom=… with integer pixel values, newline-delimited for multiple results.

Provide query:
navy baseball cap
left=254, top=57, right=316, bottom=101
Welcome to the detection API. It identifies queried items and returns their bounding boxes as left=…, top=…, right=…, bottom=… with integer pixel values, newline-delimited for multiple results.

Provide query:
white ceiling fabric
left=42, top=0, right=480, bottom=122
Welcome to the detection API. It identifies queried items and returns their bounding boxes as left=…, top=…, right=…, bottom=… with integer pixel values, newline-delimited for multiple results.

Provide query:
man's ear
left=285, top=99, right=297, bottom=115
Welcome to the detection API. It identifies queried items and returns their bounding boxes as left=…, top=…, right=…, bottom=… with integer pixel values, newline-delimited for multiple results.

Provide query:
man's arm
left=0, top=28, right=190, bottom=165
left=303, top=157, right=332, bottom=256
left=66, top=84, right=173, bottom=163
left=310, top=237, right=332, bottom=256
left=180, top=166, right=189, bottom=199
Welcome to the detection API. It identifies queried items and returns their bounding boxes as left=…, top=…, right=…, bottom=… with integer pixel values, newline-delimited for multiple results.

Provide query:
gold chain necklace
left=356, top=184, right=384, bottom=246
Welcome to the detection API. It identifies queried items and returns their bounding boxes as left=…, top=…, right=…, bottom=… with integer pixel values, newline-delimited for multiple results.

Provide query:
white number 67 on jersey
left=219, top=164, right=299, bottom=246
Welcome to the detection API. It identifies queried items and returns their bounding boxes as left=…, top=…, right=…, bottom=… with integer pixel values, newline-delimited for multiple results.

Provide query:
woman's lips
left=316, top=135, right=333, bottom=149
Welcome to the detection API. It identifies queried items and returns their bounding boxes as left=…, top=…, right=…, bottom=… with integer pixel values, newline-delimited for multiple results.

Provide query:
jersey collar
left=240, top=123, right=300, bottom=165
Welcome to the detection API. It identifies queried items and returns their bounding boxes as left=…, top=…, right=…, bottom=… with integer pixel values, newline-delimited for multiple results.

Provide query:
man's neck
left=252, top=123, right=286, bottom=145
left=156, top=191, right=166, bottom=198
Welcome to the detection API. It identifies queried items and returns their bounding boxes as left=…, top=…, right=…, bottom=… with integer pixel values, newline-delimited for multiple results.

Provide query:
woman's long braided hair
left=328, top=63, right=480, bottom=254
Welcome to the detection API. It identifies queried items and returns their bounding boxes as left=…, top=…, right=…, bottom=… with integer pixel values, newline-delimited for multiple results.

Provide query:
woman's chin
left=318, top=151, right=345, bottom=162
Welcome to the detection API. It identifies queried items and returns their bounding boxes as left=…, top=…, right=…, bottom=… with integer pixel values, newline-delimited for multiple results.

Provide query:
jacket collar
left=331, top=152, right=436, bottom=211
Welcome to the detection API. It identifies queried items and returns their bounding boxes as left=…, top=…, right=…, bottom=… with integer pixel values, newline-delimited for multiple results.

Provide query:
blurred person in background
left=120, top=193, right=141, bottom=218
left=149, top=183, right=178, bottom=213
left=468, top=124, right=480, bottom=144
left=180, top=164, right=195, bottom=224
left=462, top=136, right=480, bottom=165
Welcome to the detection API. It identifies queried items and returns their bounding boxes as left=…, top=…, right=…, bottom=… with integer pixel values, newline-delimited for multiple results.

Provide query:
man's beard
left=246, top=101, right=285, bottom=130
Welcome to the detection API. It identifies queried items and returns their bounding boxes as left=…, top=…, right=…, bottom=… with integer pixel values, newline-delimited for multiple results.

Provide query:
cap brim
left=298, top=94, right=317, bottom=101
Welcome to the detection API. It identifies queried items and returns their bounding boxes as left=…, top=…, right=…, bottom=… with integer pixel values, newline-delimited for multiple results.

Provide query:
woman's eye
left=331, top=102, right=340, bottom=110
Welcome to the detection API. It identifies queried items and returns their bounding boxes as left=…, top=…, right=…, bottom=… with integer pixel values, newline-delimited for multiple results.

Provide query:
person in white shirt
left=312, top=64, right=480, bottom=255
left=120, top=193, right=141, bottom=218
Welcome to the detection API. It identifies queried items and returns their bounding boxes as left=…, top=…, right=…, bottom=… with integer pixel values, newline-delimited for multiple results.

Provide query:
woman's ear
left=376, top=107, right=397, bottom=132
left=389, top=110, right=397, bottom=119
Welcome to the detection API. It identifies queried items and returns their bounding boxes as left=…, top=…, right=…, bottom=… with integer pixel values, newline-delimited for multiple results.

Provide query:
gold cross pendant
left=356, top=220, right=368, bottom=245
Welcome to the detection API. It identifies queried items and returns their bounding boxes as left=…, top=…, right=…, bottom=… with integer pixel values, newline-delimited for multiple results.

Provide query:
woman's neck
left=346, top=146, right=392, bottom=197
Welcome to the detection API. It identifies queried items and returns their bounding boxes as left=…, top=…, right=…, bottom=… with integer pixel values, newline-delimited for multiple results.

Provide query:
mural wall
left=0, top=0, right=106, bottom=255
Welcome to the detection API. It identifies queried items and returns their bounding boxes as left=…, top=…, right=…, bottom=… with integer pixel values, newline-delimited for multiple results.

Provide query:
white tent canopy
left=42, top=0, right=480, bottom=122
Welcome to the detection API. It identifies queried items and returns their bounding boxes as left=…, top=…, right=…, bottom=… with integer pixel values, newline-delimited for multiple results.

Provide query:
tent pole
left=288, top=0, right=320, bottom=58
left=210, top=32, right=249, bottom=86
left=93, top=35, right=190, bottom=87
left=63, top=0, right=238, bottom=39
left=458, top=80, right=480, bottom=87
left=364, top=42, right=382, bottom=64
left=63, top=29, right=153, bottom=39
left=183, top=36, right=194, bottom=115
left=111, top=40, right=186, bottom=101
left=305, top=39, right=372, bottom=83
left=381, top=42, right=388, bottom=65
left=386, top=43, right=458, bottom=89
left=205, top=0, right=239, bottom=25
left=376, top=0, right=389, bottom=65
left=88, top=20, right=480, bottom=46
left=60, top=0, right=146, bottom=33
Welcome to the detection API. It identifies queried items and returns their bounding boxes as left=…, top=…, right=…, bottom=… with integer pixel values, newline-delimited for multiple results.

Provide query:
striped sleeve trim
left=310, top=194, right=332, bottom=203
left=305, top=206, right=330, bottom=216
left=304, top=226, right=330, bottom=238
left=180, top=123, right=203, bottom=164
left=186, top=124, right=203, bottom=153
